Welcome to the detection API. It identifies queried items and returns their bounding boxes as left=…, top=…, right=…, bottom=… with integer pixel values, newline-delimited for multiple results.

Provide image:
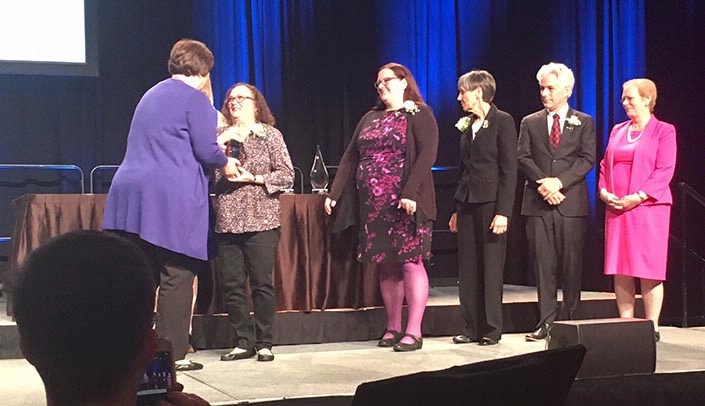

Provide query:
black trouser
left=217, top=229, right=279, bottom=351
left=456, top=202, right=506, bottom=341
left=109, top=230, right=200, bottom=361
left=526, top=212, right=586, bottom=325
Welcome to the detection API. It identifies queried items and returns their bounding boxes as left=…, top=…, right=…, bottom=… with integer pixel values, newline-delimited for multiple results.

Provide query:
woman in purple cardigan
left=103, top=39, right=237, bottom=370
left=598, top=78, right=677, bottom=342
left=325, top=63, right=438, bottom=352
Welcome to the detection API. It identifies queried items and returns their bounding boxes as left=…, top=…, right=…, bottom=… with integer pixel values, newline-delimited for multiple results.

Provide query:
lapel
left=533, top=109, right=552, bottom=153
left=555, top=108, right=576, bottom=154
left=628, top=115, right=660, bottom=190
left=471, top=103, right=496, bottom=146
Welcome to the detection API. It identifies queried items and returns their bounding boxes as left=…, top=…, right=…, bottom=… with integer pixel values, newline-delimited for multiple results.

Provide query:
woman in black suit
left=449, top=70, right=517, bottom=345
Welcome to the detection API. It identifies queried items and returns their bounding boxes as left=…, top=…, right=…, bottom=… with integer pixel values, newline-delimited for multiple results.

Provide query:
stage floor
left=3, top=327, right=705, bottom=405
left=3, top=285, right=705, bottom=405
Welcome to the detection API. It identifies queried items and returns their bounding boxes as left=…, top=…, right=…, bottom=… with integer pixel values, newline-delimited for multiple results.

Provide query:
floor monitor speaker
left=547, top=317, right=655, bottom=378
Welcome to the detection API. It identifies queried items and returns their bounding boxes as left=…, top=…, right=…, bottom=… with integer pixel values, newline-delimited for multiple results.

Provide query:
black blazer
left=454, top=104, right=518, bottom=217
left=517, top=108, right=596, bottom=217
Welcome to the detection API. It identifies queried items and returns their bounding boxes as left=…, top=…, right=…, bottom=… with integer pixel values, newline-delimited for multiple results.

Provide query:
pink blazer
left=598, top=116, right=677, bottom=204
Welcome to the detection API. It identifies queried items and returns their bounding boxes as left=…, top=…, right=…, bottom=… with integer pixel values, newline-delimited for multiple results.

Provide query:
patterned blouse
left=213, top=124, right=294, bottom=234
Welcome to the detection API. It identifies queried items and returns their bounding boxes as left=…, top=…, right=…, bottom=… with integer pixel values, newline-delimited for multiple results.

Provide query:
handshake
left=221, top=155, right=263, bottom=185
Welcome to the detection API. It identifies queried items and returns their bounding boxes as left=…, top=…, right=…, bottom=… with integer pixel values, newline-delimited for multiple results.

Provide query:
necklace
left=627, top=124, right=643, bottom=143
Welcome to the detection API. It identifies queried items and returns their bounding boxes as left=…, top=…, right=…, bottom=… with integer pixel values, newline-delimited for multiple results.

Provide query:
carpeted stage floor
left=3, top=285, right=705, bottom=405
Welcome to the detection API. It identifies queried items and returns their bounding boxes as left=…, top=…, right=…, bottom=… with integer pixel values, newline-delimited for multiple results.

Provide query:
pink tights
left=378, top=260, right=429, bottom=345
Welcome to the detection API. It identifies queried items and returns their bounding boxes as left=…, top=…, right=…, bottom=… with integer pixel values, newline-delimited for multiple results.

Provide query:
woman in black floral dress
left=325, top=63, right=438, bottom=352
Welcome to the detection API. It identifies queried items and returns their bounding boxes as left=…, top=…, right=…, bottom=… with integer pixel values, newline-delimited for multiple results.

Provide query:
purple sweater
left=103, top=78, right=228, bottom=260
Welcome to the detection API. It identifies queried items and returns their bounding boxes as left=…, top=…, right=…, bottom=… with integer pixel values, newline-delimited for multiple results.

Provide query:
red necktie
left=550, top=113, right=561, bottom=151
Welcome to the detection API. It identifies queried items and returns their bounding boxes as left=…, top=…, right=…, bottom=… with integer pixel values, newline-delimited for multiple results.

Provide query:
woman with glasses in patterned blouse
left=213, top=83, right=294, bottom=362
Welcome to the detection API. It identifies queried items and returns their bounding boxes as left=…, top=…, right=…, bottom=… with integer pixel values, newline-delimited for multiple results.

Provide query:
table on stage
left=6, top=193, right=381, bottom=316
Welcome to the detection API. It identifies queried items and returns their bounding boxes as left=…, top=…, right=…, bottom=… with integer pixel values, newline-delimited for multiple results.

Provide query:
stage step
left=193, top=295, right=623, bottom=350
left=1, top=286, right=627, bottom=358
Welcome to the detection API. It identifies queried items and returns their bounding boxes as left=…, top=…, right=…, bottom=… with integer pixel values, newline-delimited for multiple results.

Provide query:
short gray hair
left=536, top=62, right=575, bottom=97
left=458, top=70, right=496, bottom=103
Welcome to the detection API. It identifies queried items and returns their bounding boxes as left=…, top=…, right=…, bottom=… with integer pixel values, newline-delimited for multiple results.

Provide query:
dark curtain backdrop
left=191, top=0, right=647, bottom=288
left=193, top=1, right=381, bottom=174
left=1, top=0, right=704, bottom=320
left=195, top=0, right=646, bottom=203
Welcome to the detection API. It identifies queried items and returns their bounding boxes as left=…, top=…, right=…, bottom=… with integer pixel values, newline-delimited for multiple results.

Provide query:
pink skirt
left=603, top=204, right=671, bottom=281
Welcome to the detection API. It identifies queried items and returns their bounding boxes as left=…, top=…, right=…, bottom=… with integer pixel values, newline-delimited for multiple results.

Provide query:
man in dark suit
left=518, top=62, right=596, bottom=341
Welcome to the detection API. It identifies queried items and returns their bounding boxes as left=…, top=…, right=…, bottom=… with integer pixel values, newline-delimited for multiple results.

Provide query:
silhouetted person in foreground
left=13, top=230, right=209, bottom=406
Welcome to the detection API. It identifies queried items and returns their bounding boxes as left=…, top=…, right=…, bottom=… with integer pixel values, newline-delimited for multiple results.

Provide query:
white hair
left=536, top=62, right=575, bottom=97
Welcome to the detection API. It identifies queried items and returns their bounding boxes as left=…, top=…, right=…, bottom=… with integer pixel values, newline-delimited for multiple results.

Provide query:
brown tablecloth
left=6, top=193, right=381, bottom=316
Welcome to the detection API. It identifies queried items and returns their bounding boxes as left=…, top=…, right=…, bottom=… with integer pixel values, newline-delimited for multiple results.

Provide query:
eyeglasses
left=227, top=95, right=255, bottom=105
left=374, top=76, right=400, bottom=89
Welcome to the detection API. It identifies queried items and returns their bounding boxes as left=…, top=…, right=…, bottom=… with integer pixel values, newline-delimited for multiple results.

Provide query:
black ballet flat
left=220, top=348, right=256, bottom=361
left=377, top=330, right=403, bottom=347
left=175, top=361, right=203, bottom=371
left=479, top=337, right=499, bottom=346
left=393, top=334, right=423, bottom=352
left=452, top=334, right=477, bottom=344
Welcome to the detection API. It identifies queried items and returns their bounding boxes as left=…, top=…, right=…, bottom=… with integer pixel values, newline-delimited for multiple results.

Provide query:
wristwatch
left=637, top=190, right=648, bottom=202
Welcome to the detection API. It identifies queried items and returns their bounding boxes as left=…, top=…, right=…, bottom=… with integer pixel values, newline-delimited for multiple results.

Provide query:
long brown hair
left=220, top=83, right=276, bottom=126
left=373, top=62, right=426, bottom=110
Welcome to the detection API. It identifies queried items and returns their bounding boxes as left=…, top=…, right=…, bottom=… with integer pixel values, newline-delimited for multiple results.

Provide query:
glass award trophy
left=310, top=144, right=329, bottom=194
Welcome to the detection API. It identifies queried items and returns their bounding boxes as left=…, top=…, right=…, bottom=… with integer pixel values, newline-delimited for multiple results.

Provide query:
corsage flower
left=403, top=100, right=420, bottom=115
left=250, top=123, right=267, bottom=138
left=455, top=116, right=472, bottom=133
left=565, top=115, right=582, bottom=129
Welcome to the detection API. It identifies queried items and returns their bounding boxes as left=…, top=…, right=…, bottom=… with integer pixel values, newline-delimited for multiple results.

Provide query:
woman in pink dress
left=598, top=78, right=677, bottom=342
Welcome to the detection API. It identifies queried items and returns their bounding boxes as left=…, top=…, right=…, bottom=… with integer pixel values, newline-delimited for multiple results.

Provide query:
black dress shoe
left=220, top=348, right=256, bottom=361
left=377, top=330, right=402, bottom=347
left=525, top=323, right=551, bottom=341
left=478, top=337, right=498, bottom=346
left=175, top=361, right=203, bottom=371
left=452, top=334, right=477, bottom=344
left=393, top=334, right=423, bottom=352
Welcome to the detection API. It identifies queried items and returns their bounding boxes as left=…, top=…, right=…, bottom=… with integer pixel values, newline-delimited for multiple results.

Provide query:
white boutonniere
left=482, top=120, right=489, bottom=129
left=403, top=100, right=420, bottom=115
left=455, top=116, right=471, bottom=133
left=250, top=123, right=267, bottom=138
left=565, top=115, right=582, bottom=129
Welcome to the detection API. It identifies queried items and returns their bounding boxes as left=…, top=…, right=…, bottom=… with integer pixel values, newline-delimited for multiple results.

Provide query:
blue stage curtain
left=193, top=0, right=644, bottom=208
left=375, top=0, right=644, bottom=210
left=375, top=1, right=495, bottom=117
left=192, top=1, right=288, bottom=110
left=554, top=0, right=645, bottom=209
left=192, top=1, right=382, bottom=174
